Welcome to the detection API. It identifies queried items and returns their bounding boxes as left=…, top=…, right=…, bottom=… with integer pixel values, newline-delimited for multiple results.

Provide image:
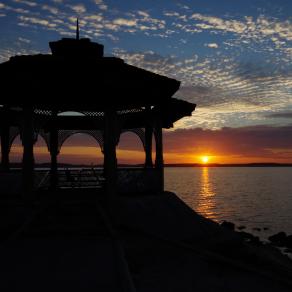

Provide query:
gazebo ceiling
left=0, top=97, right=196, bottom=130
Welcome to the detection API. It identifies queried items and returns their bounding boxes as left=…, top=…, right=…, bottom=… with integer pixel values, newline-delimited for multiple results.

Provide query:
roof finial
left=76, top=18, right=80, bottom=40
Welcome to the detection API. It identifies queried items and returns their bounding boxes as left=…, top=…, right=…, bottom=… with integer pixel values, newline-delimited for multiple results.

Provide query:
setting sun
left=201, top=156, right=210, bottom=164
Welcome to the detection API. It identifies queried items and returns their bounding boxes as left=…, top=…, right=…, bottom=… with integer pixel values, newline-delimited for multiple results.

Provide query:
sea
left=165, top=167, right=292, bottom=239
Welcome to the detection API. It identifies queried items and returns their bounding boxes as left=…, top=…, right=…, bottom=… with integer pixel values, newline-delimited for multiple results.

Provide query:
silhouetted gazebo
left=0, top=33, right=196, bottom=198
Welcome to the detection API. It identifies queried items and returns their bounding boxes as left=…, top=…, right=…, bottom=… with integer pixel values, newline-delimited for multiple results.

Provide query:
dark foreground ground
left=0, top=190, right=292, bottom=292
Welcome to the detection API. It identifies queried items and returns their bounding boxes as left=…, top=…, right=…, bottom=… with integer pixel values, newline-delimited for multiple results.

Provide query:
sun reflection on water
left=196, top=167, right=217, bottom=219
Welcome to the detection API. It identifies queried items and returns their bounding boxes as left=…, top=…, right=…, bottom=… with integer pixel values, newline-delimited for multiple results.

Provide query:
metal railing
left=33, top=167, right=160, bottom=192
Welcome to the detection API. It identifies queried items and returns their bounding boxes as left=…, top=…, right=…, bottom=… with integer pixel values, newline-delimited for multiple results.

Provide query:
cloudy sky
left=2, top=0, right=292, bottom=163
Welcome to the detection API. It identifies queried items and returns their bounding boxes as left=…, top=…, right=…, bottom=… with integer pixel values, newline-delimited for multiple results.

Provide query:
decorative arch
left=38, top=130, right=51, bottom=153
left=121, top=128, right=146, bottom=150
left=33, top=134, right=51, bottom=164
left=8, top=126, right=21, bottom=153
left=8, top=132, right=23, bottom=163
left=58, top=130, right=104, bottom=153
left=57, top=111, right=85, bottom=116
left=153, top=127, right=159, bottom=146
left=5, top=126, right=47, bottom=155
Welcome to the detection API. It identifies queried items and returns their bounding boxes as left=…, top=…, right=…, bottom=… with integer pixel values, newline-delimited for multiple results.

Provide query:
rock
left=253, top=227, right=261, bottom=232
left=268, top=232, right=287, bottom=247
left=284, top=248, right=292, bottom=254
left=250, top=236, right=262, bottom=246
left=237, top=225, right=246, bottom=230
left=221, top=221, right=235, bottom=231
left=238, top=231, right=256, bottom=240
left=263, top=227, right=269, bottom=231
left=285, top=235, right=292, bottom=248
left=238, top=231, right=262, bottom=246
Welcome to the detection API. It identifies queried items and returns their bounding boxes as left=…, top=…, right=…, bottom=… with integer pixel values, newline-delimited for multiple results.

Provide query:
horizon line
left=6, top=162, right=292, bottom=168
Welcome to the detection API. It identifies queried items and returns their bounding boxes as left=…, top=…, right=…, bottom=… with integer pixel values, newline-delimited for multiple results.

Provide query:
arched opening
left=9, top=135, right=23, bottom=168
left=57, top=111, right=85, bottom=116
left=117, top=131, right=145, bottom=166
left=34, top=135, right=50, bottom=166
left=152, top=134, right=156, bottom=165
left=58, top=133, right=103, bottom=166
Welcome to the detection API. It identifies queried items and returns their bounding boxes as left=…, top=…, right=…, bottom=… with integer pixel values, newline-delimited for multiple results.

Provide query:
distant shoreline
left=7, top=162, right=292, bottom=168
left=164, top=163, right=292, bottom=167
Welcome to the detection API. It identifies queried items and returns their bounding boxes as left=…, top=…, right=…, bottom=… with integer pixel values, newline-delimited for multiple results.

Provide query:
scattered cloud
left=42, top=5, right=58, bottom=15
left=18, top=36, right=30, bottom=43
left=68, top=4, right=86, bottom=14
left=266, top=112, right=292, bottom=119
left=18, top=15, right=57, bottom=28
left=206, top=43, right=219, bottom=48
left=163, top=10, right=292, bottom=61
left=113, top=18, right=137, bottom=27
left=113, top=48, right=292, bottom=129
left=12, top=0, right=37, bottom=7
left=93, top=0, right=107, bottom=11
left=190, top=13, right=247, bottom=34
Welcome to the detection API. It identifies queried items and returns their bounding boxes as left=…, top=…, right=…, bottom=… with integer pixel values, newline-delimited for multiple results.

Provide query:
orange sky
left=6, top=125, right=292, bottom=165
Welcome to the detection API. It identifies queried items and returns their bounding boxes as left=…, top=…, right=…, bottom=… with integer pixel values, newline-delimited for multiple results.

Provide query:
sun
left=201, top=156, right=210, bottom=164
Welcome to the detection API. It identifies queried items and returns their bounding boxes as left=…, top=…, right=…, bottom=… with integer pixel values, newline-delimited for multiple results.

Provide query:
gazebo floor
left=0, top=191, right=292, bottom=292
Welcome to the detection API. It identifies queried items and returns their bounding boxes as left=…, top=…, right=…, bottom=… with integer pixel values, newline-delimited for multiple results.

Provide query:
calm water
left=165, top=167, right=292, bottom=238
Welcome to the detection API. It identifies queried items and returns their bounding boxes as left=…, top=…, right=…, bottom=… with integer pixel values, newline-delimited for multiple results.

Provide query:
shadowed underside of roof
left=0, top=54, right=181, bottom=111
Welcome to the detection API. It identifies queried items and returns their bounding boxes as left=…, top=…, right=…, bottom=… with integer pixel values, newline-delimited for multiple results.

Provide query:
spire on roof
left=49, top=18, right=104, bottom=58
left=76, top=18, right=80, bottom=40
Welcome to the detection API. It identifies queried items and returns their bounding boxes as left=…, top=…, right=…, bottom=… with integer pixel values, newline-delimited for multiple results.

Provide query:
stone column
left=103, top=109, right=118, bottom=198
left=155, top=120, right=164, bottom=192
left=22, top=107, right=35, bottom=195
left=145, top=125, right=153, bottom=168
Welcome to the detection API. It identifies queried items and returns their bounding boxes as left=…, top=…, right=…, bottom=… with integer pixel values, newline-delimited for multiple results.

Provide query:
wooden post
left=49, top=126, right=59, bottom=190
left=103, top=109, right=118, bottom=198
left=155, top=120, right=164, bottom=192
left=22, top=107, right=35, bottom=196
left=1, top=125, right=10, bottom=172
left=0, top=106, right=10, bottom=171
left=145, top=125, right=153, bottom=168
left=49, top=111, right=59, bottom=190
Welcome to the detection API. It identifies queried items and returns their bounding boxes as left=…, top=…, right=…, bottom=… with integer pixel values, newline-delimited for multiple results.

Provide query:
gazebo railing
left=117, top=168, right=160, bottom=193
left=36, top=167, right=160, bottom=193
left=0, top=168, right=161, bottom=194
